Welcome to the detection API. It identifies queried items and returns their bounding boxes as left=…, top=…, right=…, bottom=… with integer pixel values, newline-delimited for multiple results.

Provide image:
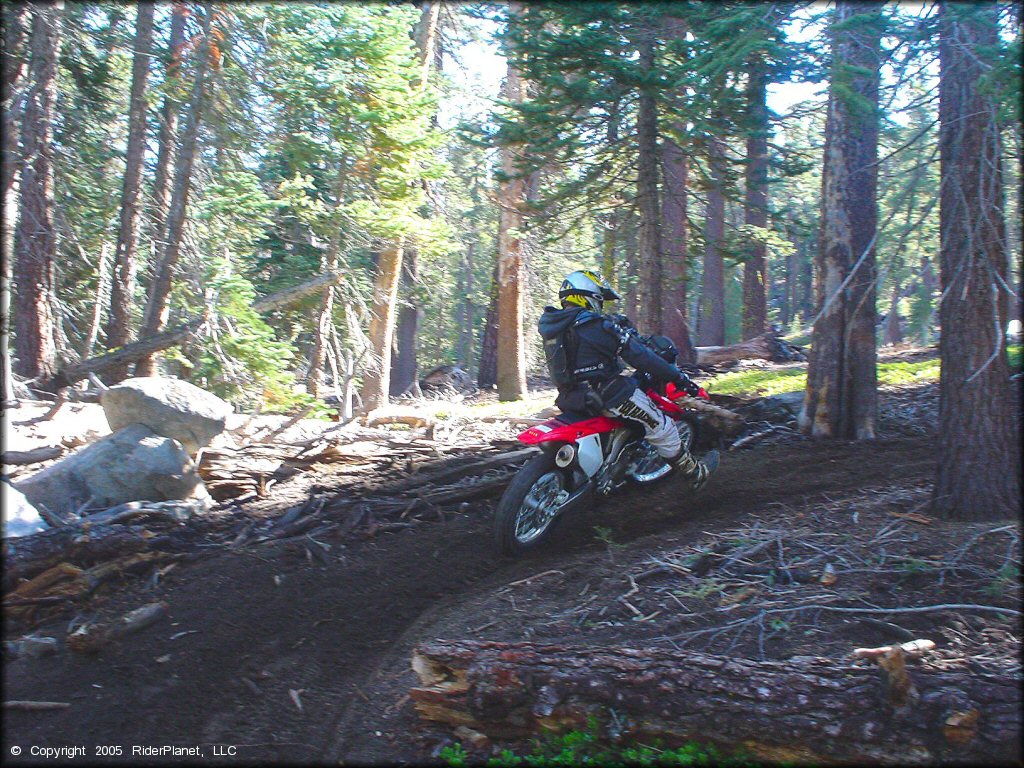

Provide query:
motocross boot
left=672, top=448, right=720, bottom=492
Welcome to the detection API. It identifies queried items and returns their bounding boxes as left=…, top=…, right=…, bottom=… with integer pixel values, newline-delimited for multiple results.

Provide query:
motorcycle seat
left=554, top=410, right=595, bottom=424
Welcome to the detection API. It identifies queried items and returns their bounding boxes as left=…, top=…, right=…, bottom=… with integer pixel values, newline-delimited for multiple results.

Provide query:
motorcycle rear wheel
left=494, top=453, right=579, bottom=557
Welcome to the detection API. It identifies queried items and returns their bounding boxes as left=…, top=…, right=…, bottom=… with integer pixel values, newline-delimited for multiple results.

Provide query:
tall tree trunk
left=624, top=213, right=639, bottom=321
left=742, top=54, right=769, bottom=338
left=601, top=102, right=621, bottom=293
left=390, top=251, right=422, bottom=397
left=659, top=16, right=694, bottom=363
left=390, top=1, right=441, bottom=397
left=306, top=162, right=347, bottom=398
left=660, top=133, right=694, bottom=362
left=135, top=3, right=214, bottom=378
left=147, top=1, right=186, bottom=267
left=104, top=2, right=155, bottom=382
left=636, top=27, right=663, bottom=334
left=799, top=2, right=882, bottom=441
left=495, top=6, right=529, bottom=401
left=883, top=283, right=903, bottom=346
left=933, top=1, right=1021, bottom=519
left=361, top=243, right=405, bottom=410
left=918, top=255, right=937, bottom=344
left=477, top=260, right=499, bottom=390
left=800, top=238, right=814, bottom=321
left=82, top=242, right=113, bottom=360
left=459, top=240, right=475, bottom=377
left=1, top=2, right=31, bottom=404
left=13, top=2, right=62, bottom=382
left=698, top=135, right=727, bottom=346
left=781, top=225, right=798, bottom=328
left=362, top=1, right=439, bottom=409
left=306, top=231, right=341, bottom=398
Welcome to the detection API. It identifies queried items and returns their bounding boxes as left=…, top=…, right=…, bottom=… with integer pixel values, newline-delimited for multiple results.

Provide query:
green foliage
left=182, top=260, right=307, bottom=411
left=440, top=716, right=755, bottom=767
left=707, top=356, right=947, bottom=397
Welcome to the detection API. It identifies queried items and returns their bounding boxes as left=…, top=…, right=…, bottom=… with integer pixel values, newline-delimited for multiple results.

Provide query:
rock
left=14, top=424, right=211, bottom=519
left=2, top=481, right=48, bottom=538
left=419, top=365, right=475, bottom=394
left=101, top=377, right=232, bottom=454
left=741, top=390, right=805, bottom=424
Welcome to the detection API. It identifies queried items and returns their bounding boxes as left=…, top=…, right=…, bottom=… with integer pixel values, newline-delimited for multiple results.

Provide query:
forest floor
left=3, top=346, right=1021, bottom=766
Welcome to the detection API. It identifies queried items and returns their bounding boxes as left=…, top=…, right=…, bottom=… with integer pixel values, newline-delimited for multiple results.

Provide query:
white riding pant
left=603, top=388, right=681, bottom=459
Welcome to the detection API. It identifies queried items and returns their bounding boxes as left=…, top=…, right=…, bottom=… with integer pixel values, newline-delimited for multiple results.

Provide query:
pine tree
left=1, top=3, right=31, bottom=403
left=800, top=2, right=884, bottom=440
left=104, top=3, right=155, bottom=381
left=13, top=3, right=63, bottom=381
left=933, top=1, right=1021, bottom=519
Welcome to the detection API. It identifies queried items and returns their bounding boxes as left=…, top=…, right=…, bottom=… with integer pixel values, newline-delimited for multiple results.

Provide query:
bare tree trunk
left=636, top=27, right=663, bottom=334
left=391, top=251, right=421, bottom=397
left=477, top=262, right=499, bottom=389
left=104, top=2, right=154, bottom=382
left=933, top=1, right=1021, bottom=520
left=82, top=242, right=112, bottom=359
left=800, top=239, right=814, bottom=321
left=800, top=2, right=882, bottom=441
left=361, top=244, right=405, bottom=411
left=883, top=283, right=904, bottom=346
left=781, top=228, right=796, bottom=328
left=742, top=54, right=769, bottom=338
left=1, top=2, right=31, bottom=405
left=147, top=2, right=186, bottom=265
left=135, top=3, right=214, bottom=378
left=698, top=134, right=726, bottom=346
left=13, top=2, right=62, bottom=382
left=459, top=240, right=475, bottom=376
left=624, top=214, right=639, bottom=321
left=306, top=165, right=346, bottom=398
left=305, top=239, right=340, bottom=398
left=661, top=133, right=693, bottom=363
left=390, top=1, right=441, bottom=396
left=495, top=8, right=529, bottom=401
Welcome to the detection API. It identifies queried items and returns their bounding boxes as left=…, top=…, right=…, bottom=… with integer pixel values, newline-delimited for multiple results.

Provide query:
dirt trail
left=3, top=435, right=937, bottom=765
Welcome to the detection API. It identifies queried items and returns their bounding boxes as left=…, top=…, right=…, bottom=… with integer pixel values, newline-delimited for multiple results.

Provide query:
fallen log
left=4, top=523, right=150, bottom=589
left=1, top=446, right=64, bottom=466
left=695, top=332, right=805, bottom=367
left=410, top=640, right=1020, bottom=764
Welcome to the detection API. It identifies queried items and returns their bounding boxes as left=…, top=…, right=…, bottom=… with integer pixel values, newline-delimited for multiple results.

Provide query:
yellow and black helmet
left=559, top=270, right=620, bottom=312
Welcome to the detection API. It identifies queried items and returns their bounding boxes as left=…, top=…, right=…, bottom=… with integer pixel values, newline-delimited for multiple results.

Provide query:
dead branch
left=256, top=404, right=316, bottom=444
left=3, top=701, right=71, bottom=711
left=2, top=446, right=64, bottom=466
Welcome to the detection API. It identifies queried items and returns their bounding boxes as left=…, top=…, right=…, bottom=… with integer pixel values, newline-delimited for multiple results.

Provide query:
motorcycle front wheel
left=494, top=453, right=583, bottom=557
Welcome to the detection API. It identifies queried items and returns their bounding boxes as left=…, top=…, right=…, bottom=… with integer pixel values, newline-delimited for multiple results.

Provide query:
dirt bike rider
left=538, top=269, right=720, bottom=491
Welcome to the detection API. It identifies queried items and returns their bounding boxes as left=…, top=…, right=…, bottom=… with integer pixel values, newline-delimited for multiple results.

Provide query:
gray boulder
left=101, top=377, right=232, bottom=454
left=15, top=424, right=211, bottom=519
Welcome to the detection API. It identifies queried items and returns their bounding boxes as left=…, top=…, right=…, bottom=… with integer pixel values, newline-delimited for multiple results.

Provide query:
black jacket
left=538, top=306, right=684, bottom=411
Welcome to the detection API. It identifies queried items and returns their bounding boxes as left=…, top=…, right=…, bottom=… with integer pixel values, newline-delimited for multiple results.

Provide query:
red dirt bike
left=494, top=375, right=715, bottom=556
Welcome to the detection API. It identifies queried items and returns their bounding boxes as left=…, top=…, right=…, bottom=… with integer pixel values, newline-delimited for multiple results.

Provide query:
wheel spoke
left=514, top=472, right=565, bottom=544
